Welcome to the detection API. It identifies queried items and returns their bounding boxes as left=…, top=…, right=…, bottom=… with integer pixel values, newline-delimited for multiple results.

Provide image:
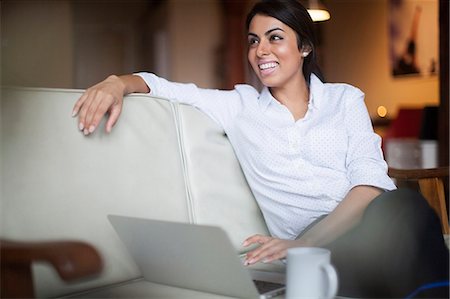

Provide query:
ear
left=301, top=45, right=312, bottom=57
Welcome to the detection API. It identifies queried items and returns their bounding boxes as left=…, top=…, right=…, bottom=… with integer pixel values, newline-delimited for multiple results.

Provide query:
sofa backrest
left=1, top=87, right=269, bottom=297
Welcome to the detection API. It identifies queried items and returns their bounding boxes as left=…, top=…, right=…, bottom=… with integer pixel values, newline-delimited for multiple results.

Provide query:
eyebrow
left=248, top=27, right=285, bottom=38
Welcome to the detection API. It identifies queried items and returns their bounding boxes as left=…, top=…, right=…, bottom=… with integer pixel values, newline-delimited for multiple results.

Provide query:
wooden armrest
left=388, top=166, right=449, bottom=234
left=1, top=239, right=103, bottom=298
left=388, top=167, right=449, bottom=180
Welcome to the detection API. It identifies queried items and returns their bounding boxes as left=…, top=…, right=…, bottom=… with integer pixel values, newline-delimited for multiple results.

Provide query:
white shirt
left=137, top=72, right=396, bottom=239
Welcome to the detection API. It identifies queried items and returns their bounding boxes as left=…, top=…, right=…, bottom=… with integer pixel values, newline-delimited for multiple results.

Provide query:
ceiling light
left=306, top=0, right=331, bottom=22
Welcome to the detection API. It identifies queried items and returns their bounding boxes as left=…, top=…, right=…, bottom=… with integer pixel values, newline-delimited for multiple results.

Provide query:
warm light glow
left=307, top=9, right=331, bottom=22
left=377, top=106, right=388, bottom=118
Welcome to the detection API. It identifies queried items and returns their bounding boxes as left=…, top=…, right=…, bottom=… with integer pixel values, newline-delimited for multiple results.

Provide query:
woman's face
left=247, top=14, right=304, bottom=89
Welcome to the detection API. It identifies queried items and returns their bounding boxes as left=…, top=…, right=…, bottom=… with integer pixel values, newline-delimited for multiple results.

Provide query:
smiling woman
left=70, top=0, right=449, bottom=297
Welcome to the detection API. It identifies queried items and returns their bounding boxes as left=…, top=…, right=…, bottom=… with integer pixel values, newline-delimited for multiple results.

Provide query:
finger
left=260, top=247, right=289, bottom=264
left=85, top=92, right=116, bottom=134
left=245, top=241, right=273, bottom=263
left=105, top=104, right=122, bottom=133
left=77, top=91, right=96, bottom=132
left=246, top=240, right=285, bottom=264
left=242, top=235, right=258, bottom=247
left=87, top=99, right=113, bottom=134
left=243, top=236, right=273, bottom=265
left=72, top=93, right=88, bottom=118
left=84, top=91, right=109, bottom=134
left=243, top=235, right=271, bottom=247
left=264, top=250, right=288, bottom=263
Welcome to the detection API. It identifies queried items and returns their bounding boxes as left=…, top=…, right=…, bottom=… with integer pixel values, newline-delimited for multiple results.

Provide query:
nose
left=256, top=39, right=270, bottom=57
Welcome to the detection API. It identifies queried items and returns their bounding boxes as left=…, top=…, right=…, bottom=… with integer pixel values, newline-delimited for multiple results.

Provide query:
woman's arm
left=72, top=74, right=149, bottom=135
left=72, top=73, right=243, bottom=135
left=243, top=185, right=382, bottom=265
left=295, top=185, right=382, bottom=246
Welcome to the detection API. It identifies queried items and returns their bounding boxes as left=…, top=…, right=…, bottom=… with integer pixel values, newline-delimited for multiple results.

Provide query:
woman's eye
left=248, top=38, right=259, bottom=46
left=270, top=35, right=283, bottom=41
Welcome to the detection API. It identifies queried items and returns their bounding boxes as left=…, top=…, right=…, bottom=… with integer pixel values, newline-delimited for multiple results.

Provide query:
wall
left=72, top=1, right=149, bottom=88
left=1, top=0, right=74, bottom=88
left=0, top=0, right=223, bottom=90
left=167, top=0, right=223, bottom=89
left=321, top=0, right=439, bottom=119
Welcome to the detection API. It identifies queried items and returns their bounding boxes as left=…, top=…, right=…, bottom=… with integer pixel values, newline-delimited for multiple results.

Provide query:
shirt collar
left=258, top=86, right=273, bottom=111
left=258, top=74, right=325, bottom=112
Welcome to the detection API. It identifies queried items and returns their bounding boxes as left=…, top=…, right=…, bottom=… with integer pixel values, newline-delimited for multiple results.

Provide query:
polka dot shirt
left=137, top=73, right=396, bottom=240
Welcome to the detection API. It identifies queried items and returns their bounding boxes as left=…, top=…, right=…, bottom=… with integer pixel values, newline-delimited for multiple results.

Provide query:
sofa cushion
left=1, top=88, right=190, bottom=297
left=174, top=103, right=269, bottom=251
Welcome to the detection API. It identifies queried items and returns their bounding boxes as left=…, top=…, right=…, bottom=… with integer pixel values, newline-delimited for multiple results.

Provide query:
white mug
left=286, top=247, right=338, bottom=299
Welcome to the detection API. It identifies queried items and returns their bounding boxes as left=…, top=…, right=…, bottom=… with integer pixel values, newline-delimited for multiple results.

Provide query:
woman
left=72, top=0, right=449, bottom=297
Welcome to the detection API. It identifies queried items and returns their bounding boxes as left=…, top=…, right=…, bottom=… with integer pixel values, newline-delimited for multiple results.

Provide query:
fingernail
left=89, top=125, right=96, bottom=133
left=83, top=129, right=89, bottom=135
left=262, top=258, right=269, bottom=264
left=79, top=123, right=84, bottom=131
left=72, top=110, right=78, bottom=117
left=244, top=260, right=250, bottom=266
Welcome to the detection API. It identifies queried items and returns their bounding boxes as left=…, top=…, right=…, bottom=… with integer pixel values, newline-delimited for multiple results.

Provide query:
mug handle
left=321, top=264, right=338, bottom=299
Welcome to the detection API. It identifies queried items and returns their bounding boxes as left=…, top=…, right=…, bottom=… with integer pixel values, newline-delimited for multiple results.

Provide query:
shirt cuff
left=134, top=72, right=159, bottom=95
left=348, top=165, right=397, bottom=191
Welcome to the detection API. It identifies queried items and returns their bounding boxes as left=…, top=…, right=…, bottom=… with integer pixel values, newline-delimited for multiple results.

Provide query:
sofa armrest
left=0, top=239, right=103, bottom=298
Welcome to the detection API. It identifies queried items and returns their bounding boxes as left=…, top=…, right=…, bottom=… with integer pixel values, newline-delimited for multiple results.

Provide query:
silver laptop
left=108, top=215, right=286, bottom=299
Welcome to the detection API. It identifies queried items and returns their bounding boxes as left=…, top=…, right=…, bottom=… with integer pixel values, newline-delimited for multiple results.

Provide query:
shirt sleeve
left=135, top=72, right=242, bottom=130
left=344, top=88, right=396, bottom=191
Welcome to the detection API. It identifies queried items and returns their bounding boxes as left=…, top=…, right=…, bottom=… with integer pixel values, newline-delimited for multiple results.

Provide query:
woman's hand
left=72, top=75, right=126, bottom=135
left=242, top=234, right=301, bottom=265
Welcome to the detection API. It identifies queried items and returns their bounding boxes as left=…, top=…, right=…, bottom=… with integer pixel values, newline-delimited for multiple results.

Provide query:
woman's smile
left=258, top=61, right=279, bottom=76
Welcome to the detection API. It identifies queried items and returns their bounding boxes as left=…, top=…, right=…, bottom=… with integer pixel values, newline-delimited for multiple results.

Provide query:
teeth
left=259, top=62, right=278, bottom=70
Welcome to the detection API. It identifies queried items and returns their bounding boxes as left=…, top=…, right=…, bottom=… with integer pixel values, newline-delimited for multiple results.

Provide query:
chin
left=258, top=77, right=281, bottom=88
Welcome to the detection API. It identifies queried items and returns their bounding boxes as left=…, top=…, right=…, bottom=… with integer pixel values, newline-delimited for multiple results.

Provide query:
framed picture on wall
left=389, top=0, right=439, bottom=77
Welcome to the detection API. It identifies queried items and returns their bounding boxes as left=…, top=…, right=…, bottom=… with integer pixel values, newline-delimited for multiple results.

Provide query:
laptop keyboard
left=253, top=280, right=285, bottom=293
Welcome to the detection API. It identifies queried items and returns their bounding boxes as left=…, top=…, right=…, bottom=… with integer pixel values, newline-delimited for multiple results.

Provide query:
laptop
left=108, top=215, right=286, bottom=298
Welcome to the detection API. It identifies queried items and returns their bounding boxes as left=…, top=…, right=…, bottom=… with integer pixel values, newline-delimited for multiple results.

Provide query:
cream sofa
left=1, top=87, right=280, bottom=298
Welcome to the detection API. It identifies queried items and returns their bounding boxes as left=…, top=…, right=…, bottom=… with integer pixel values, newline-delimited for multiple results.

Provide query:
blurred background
left=1, top=0, right=448, bottom=167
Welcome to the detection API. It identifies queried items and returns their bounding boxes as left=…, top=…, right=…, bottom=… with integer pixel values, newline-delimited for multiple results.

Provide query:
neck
left=270, top=75, right=309, bottom=106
